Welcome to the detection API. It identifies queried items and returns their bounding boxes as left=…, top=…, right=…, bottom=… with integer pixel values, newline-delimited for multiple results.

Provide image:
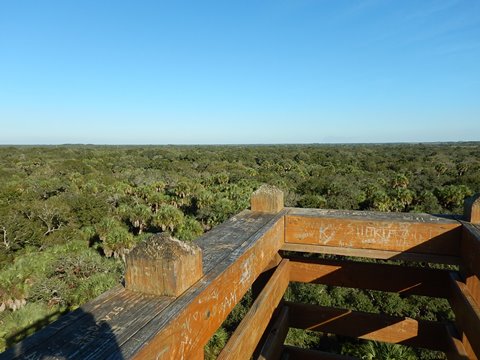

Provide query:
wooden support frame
left=287, top=301, right=457, bottom=352
left=5, top=189, right=480, bottom=360
left=281, top=243, right=461, bottom=265
left=128, top=214, right=286, bottom=359
left=218, top=260, right=290, bottom=359
left=288, top=257, right=451, bottom=298
left=255, top=306, right=290, bottom=360
left=461, top=223, right=480, bottom=302
left=448, top=272, right=480, bottom=359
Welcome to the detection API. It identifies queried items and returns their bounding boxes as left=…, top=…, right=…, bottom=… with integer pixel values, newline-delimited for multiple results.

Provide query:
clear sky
left=1, top=0, right=479, bottom=144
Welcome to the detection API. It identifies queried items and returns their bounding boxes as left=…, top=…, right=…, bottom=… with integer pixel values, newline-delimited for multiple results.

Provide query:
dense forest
left=1, top=143, right=479, bottom=358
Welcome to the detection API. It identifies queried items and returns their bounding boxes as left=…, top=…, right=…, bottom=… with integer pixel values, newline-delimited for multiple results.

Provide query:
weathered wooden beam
left=287, top=301, right=452, bottom=352
left=282, top=346, right=357, bottom=360
left=251, top=185, right=284, bottom=213
left=281, top=243, right=461, bottom=265
left=461, top=223, right=480, bottom=300
left=1, top=210, right=282, bottom=360
left=125, top=212, right=286, bottom=359
left=460, top=222, right=480, bottom=360
left=218, top=260, right=290, bottom=360
left=445, top=325, right=470, bottom=360
left=464, top=194, right=480, bottom=224
left=252, top=253, right=283, bottom=301
left=285, top=208, right=462, bottom=256
left=288, top=257, right=451, bottom=298
left=0, top=284, right=127, bottom=359
left=255, top=306, right=290, bottom=360
left=448, top=272, right=480, bottom=359
left=125, top=233, right=203, bottom=297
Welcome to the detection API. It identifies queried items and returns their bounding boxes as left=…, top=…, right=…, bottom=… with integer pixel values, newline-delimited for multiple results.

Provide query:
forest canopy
left=0, top=143, right=479, bottom=357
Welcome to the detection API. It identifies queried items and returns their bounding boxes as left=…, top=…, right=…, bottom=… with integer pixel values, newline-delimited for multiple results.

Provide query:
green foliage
left=297, top=194, right=327, bottom=208
left=204, top=327, right=228, bottom=360
left=1, top=143, right=479, bottom=355
left=342, top=341, right=417, bottom=360
left=174, top=216, right=204, bottom=241
left=0, top=302, right=62, bottom=352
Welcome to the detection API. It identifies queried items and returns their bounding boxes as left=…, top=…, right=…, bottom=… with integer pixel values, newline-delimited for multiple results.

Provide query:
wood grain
left=285, top=208, right=461, bottom=256
left=287, top=301, right=453, bottom=352
left=288, top=257, right=451, bottom=298
left=124, top=212, right=286, bottom=359
left=218, top=260, right=290, bottom=360
left=255, top=306, right=290, bottom=360
left=448, top=273, right=480, bottom=359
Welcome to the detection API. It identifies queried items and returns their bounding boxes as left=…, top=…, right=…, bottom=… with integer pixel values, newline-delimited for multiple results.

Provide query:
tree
left=95, top=218, right=135, bottom=259
left=151, top=204, right=184, bottom=232
left=119, top=204, right=151, bottom=234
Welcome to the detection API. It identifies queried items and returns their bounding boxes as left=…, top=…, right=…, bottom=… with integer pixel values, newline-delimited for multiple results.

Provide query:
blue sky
left=0, top=0, right=479, bottom=144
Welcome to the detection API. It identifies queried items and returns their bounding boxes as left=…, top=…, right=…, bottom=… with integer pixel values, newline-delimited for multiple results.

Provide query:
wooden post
left=251, top=185, right=284, bottom=213
left=125, top=233, right=203, bottom=297
left=464, top=193, right=480, bottom=224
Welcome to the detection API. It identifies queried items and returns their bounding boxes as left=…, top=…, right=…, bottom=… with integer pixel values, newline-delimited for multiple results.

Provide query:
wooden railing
left=1, top=186, right=479, bottom=360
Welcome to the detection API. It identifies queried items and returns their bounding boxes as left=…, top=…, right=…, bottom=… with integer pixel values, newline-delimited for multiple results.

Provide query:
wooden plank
left=287, top=302, right=452, bottom=352
left=445, top=325, right=470, bottom=360
left=288, top=257, right=451, bottom=298
left=283, top=346, right=357, bottom=360
left=0, top=284, right=124, bottom=359
left=2, top=210, right=281, bottom=360
left=73, top=294, right=172, bottom=360
left=287, top=207, right=462, bottom=224
left=218, top=260, right=290, bottom=360
left=464, top=194, right=480, bottom=224
left=448, top=272, right=480, bottom=359
left=256, top=306, right=290, bottom=360
left=0, top=286, right=140, bottom=360
left=252, top=253, right=282, bottom=300
left=281, top=243, right=461, bottom=265
left=197, top=210, right=279, bottom=274
left=461, top=222, right=480, bottom=278
left=285, top=208, right=462, bottom=256
left=121, top=212, right=286, bottom=359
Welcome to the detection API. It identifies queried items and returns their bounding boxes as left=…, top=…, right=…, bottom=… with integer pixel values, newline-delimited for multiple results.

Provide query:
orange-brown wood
left=457, top=223, right=480, bottom=360
left=251, top=185, right=284, bottom=213
left=218, top=260, right=290, bottom=360
left=253, top=253, right=283, bottom=300
left=464, top=194, right=480, bottom=224
left=461, top=223, right=480, bottom=284
left=281, top=243, right=461, bottom=264
left=287, top=301, right=452, bottom=352
left=125, top=233, right=203, bottom=297
left=255, top=306, right=289, bottom=360
left=448, top=273, right=480, bottom=359
left=288, top=257, right=451, bottom=298
left=285, top=210, right=462, bottom=256
left=445, top=325, right=470, bottom=360
left=131, top=215, right=285, bottom=359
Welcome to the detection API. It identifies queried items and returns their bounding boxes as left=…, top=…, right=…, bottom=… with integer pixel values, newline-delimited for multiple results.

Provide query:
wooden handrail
left=1, top=188, right=479, bottom=360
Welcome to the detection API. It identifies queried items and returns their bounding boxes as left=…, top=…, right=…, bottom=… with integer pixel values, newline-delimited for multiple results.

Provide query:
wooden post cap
left=125, top=233, right=203, bottom=297
left=464, top=193, right=480, bottom=224
left=251, top=185, right=284, bottom=213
